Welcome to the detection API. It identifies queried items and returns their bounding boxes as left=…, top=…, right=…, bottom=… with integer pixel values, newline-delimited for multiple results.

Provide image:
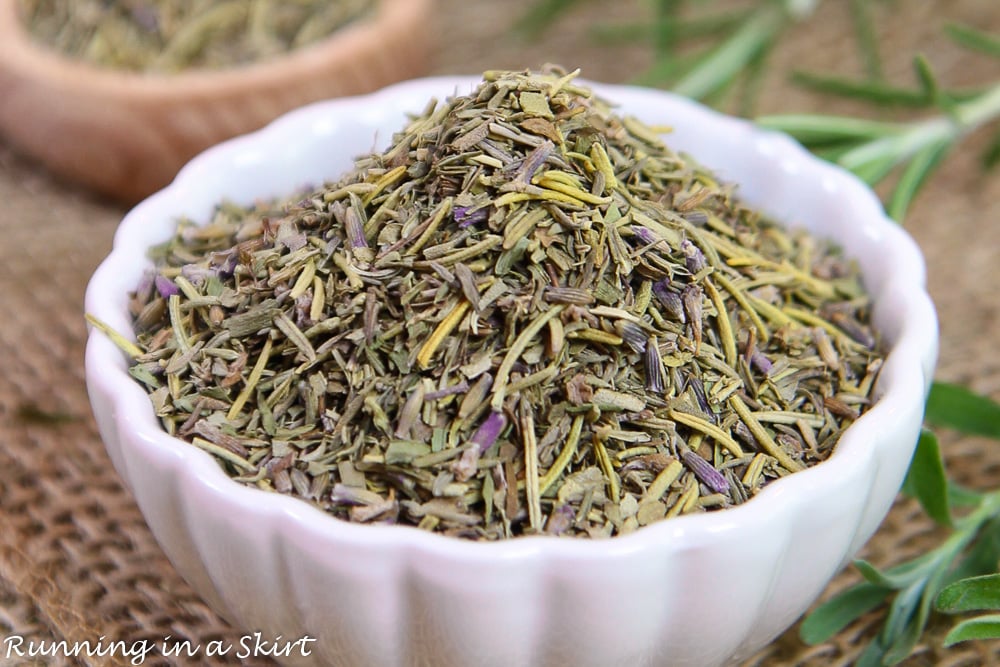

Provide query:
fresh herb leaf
left=947, top=517, right=1000, bottom=586
left=937, top=574, right=1000, bottom=613
left=855, top=639, right=890, bottom=667
left=900, top=429, right=953, bottom=526
left=755, top=113, right=900, bottom=145
left=946, top=22, right=1000, bottom=58
left=925, top=382, right=1000, bottom=439
left=887, top=137, right=950, bottom=222
left=942, top=614, right=1000, bottom=646
left=799, top=583, right=891, bottom=644
left=790, top=71, right=932, bottom=107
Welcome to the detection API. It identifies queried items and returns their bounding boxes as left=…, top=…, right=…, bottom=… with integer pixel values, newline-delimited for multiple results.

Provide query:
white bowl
left=85, top=77, right=937, bottom=667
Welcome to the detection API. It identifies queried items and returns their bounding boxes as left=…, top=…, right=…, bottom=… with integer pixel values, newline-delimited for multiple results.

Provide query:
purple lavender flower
left=210, top=250, right=238, bottom=278
left=617, top=321, right=648, bottom=353
left=687, top=377, right=716, bottom=423
left=632, top=226, right=657, bottom=245
left=750, top=350, right=773, bottom=375
left=454, top=206, right=489, bottom=228
left=470, top=410, right=508, bottom=454
left=652, top=279, right=685, bottom=322
left=516, top=141, right=554, bottom=182
left=154, top=274, right=179, bottom=298
left=681, top=450, right=730, bottom=494
left=345, top=208, right=369, bottom=251
left=682, top=240, right=707, bottom=274
left=644, top=339, right=665, bottom=394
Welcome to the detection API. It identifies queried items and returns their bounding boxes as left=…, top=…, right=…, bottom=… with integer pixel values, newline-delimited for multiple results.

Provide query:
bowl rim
left=84, top=75, right=938, bottom=561
left=0, top=0, right=429, bottom=96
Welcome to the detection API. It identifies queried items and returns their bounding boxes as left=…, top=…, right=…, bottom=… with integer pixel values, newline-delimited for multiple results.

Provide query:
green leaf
left=880, top=582, right=925, bottom=653
left=855, top=556, right=934, bottom=589
left=791, top=71, right=931, bottom=108
left=755, top=114, right=898, bottom=144
left=949, top=483, right=986, bottom=508
left=884, top=584, right=937, bottom=664
left=912, top=54, right=942, bottom=107
left=925, top=382, right=1000, bottom=439
left=948, top=517, right=1000, bottom=585
left=672, top=7, right=783, bottom=100
left=942, top=614, right=1000, bottom=646
left=855, top=639, right=889, bottom=667
left=800, top=583, right=890, bottom=645
left=937, top=574, right=1000, bottom=613
left=900, top=429, right=952, bottom=526
left=854, top=552, right=935, bottom=590
left=946, top=23, right=1000, bottom=58
left=812, top=143, right=866, bottom=163
left=845, top=153, right=899, bottom=186
left=887, top=137, right=949, bottom=221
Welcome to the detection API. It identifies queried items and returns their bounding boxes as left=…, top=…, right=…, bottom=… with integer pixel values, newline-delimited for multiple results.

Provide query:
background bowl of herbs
left=0, top=0, right=433, bottom=203
left=85, top=69, right=937, bottom=667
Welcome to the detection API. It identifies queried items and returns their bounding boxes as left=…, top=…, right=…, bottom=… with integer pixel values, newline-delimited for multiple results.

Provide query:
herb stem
left=953, top=82, right=1000, bottom=129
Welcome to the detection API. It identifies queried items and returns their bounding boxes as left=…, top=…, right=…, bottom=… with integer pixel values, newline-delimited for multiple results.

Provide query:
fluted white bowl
left=85, top=77, right=937, bottom=667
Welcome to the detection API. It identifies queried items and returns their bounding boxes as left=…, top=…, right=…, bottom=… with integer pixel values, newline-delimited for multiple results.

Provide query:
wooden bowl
left=0, top=0, right=433, bottom=202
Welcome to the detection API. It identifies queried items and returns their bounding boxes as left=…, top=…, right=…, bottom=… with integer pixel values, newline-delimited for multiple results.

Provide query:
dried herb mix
left=118, top=67, right=883, bottom=540
left=18, top=0, right=374, bottom=72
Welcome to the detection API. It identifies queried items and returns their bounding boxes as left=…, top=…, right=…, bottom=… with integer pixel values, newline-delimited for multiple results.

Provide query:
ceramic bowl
left=0, top=0, right=432, bottom=202
left=85, top=76, right=937, bottom=667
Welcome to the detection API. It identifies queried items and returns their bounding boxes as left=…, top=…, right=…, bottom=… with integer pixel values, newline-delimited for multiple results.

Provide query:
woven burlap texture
left=0, top=1, right=998, bottom=665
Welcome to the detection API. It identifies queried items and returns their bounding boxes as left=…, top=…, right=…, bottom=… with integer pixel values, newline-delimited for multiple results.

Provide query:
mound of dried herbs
left=120, top=67, right=883, bottom=540
left=18, top=0, right=373, bottom=72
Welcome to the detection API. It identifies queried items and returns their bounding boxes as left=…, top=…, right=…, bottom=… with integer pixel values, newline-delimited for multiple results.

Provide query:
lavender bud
left=632, top=226, right=657, bottom=245
left=687, top=377, right=716, bottom=423
left=681, top=450, right=730, bottom=494
left=517, top=141, right=554, bottom=182
left=616, top=320, right=648, bottom=353
left=644, top=336, right=666, bottom=394
left=454, top=206, right=489, bottom=228
left=344, top=207, right=368, bottom=250
left=211, top=250, right=238, bottom=278
left=652, top=279, right=685, bottom=322
left=750, top=350, right=773, bottom=375
left=180, top=263, right=213, bottom=286
left=154, top=274, right=179, bottom=298
left=733, top=421, right=758, bottom=449
left=470, top=410, right=507, bottom=454
left=682, top=240, right=707, bottom=274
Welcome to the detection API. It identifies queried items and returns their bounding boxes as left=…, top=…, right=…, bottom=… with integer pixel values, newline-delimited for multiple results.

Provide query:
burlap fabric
left=0, top=1, right=998, bottom=665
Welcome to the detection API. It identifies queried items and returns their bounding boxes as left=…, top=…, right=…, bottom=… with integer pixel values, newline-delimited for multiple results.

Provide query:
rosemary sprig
left=758, top=77, right=1000, bottom=220
left=760, top=22, right=1000, bottom=219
